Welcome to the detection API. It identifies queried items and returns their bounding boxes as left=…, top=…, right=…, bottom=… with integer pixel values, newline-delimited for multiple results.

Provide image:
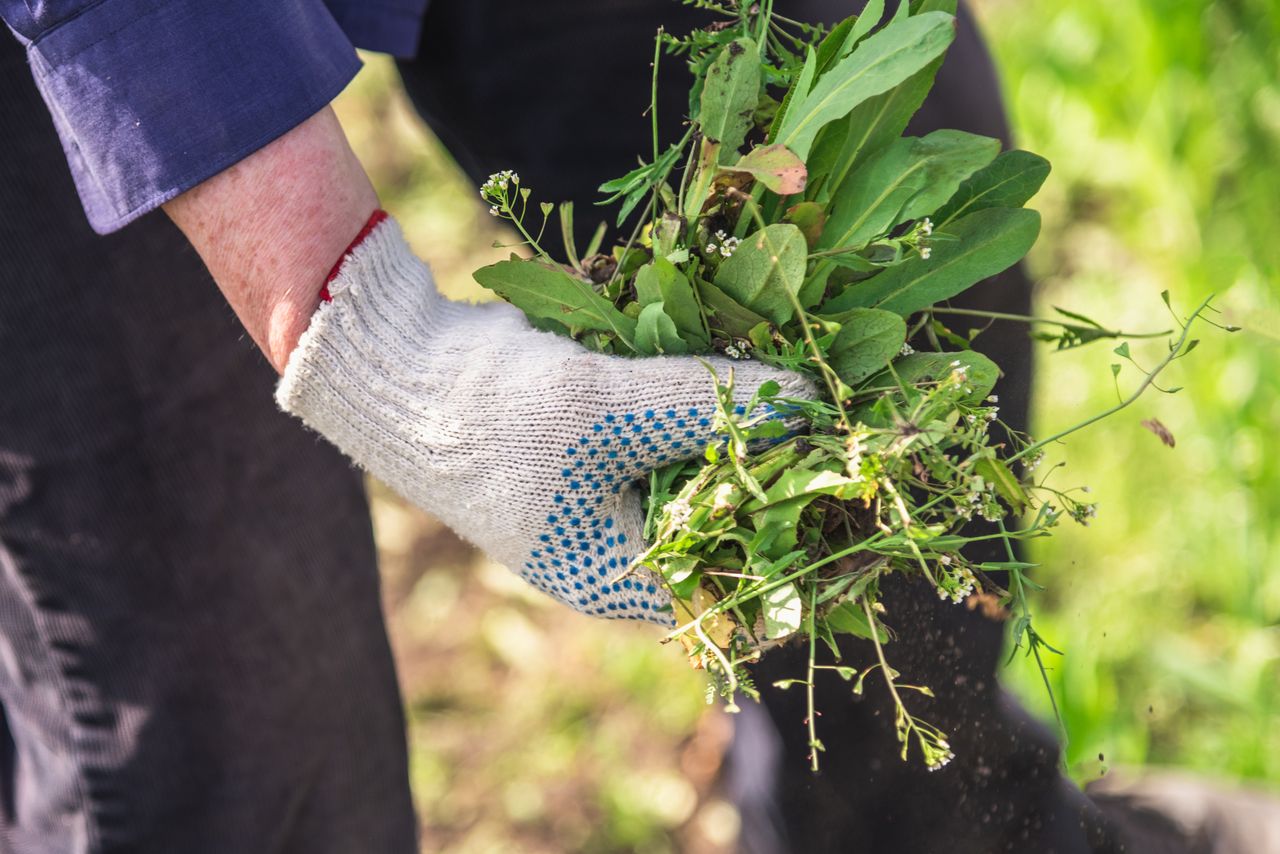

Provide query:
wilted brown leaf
left=1141, top=418, right=1176, bottom=448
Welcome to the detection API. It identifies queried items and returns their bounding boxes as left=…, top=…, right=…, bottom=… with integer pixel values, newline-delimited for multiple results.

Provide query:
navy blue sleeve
left=3, top=0, right=363, bottom=233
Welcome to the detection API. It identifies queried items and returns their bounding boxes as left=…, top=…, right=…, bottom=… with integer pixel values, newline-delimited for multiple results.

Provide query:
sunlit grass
left=974, top=0, right=1280, bottom=783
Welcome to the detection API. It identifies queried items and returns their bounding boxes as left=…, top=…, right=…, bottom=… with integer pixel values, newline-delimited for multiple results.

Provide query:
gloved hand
left=277, top=213, right=814, bottom=624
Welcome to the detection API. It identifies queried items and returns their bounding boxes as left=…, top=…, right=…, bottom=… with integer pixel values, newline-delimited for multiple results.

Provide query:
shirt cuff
left=26, top=0, right=362, bottom=234
left=327, top=0, right=426, bottom=59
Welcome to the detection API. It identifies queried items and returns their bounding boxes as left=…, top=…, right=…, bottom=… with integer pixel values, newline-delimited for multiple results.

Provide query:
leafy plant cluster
left=473, top=0, right=1210, bottom=770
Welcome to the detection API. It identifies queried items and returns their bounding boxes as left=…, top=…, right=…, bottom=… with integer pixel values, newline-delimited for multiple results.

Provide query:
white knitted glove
left=277, top=215, right=814, bottom=624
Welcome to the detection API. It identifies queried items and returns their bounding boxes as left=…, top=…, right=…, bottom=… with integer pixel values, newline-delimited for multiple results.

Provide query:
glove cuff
left=319, top=208, right=389, bottom=302
left=275, top=212, right=440, bottom=430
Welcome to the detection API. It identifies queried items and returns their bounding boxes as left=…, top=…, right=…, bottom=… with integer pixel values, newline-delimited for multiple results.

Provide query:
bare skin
left=163, top=107, right=378, bottom=373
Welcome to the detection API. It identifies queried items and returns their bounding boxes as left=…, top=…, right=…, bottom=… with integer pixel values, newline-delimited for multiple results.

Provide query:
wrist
left=163, top=107, right=379, bottom=374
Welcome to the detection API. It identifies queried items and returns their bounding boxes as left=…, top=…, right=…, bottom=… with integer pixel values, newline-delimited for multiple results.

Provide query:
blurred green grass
left=973, top=0, right=1280, bottom=784
left=333, top=1, right=1280, bottom=848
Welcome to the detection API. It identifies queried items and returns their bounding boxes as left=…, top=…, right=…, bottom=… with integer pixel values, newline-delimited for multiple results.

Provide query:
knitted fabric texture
left=277, top=217, right=814, bottom=624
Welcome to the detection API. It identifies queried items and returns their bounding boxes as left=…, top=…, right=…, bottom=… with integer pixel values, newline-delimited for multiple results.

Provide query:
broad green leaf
left=699, top=38, right=761, bottom=159
left=695, top=278, right=771, bottom=338
left=663, top=555, right=702, bottom=600
left=821, top=207, right=1041, bottom=317
left=729, top=144, right=808, bottom=195
left=763, top=582, right=803, bottom=640
left=634, top=258, right=709, bottom=348
left=474, top=258, right=638, bottom=352
left=714, top=224, right=808, bottom=325
left=826, top=308, right=907, bottom=385
left=895, top=130, right=1001, bottom=222
left=805, top=58, right=940, bottom=204
left=751, top=498, right=808, bottom=554
left=772, top=12, right=956, bottom=159
left=932, top=150, right=1051, bottom=226
left=818, top=137, right=923, bottom=251
left=820, top=130, right=999, bottom=253
left=975, top=457, right=1028, bottom=512
left=755, top=466, right=864, bottom=507
left=869, top=350, right=1000, bottom=403
left=635, top=302, right=690, bottom=355
left=825, top=600, right=889, bottom=642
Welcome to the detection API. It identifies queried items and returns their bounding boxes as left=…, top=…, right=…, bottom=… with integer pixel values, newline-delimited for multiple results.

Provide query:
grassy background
left=331, top=1, right=1280, bottom=849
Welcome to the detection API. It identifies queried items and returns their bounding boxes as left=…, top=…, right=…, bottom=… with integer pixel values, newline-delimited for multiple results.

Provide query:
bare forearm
left=163, top=107, right=378, bottom=373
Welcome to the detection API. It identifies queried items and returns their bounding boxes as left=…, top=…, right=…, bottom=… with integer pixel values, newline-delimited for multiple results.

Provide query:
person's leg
left=399, top=3, right=1118, bottom=851
left=0, top=37, right=416, bottom=854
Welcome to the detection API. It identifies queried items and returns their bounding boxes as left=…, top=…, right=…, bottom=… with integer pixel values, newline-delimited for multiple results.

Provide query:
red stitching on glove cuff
left=319, top=209, right=389, bottom=302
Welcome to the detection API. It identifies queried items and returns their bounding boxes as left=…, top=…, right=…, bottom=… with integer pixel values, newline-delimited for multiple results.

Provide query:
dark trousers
left=402, top=2, right=1121, bottom=852
left=0, top=35, right=416, bottom=854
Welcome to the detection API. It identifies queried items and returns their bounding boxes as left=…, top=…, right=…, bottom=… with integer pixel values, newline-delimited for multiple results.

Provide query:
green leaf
left=819, top=130, right=1000, bottom=253
left=844, top=0, right=887, bottom=54
left=817, top=137, right=923, bottom=251
left=813, top=16, right=857, bottom=77
left=870, top=351, right=1000, bottom=403
left=895, top=130, right=1001, bottom=222
left=825, top=600, right=888, bottom=642
left=912, top=0, right=957, bottom=13
left=975, top=457, right=1028, bottom=512
left=821, top=207, right=1041, bottom=317
left=933, top=150, right=1051, bottom=226
left=784, top=201, right=827, bottom=249
left=730, top=144, right=808, bottom=195
left=634, top=302, right=690, bottom=355
left=805, top=57, right=940, bottom=204
left=826, top=308, right=908, bottom=385
left=699, top=37, right=761, bottom=159
left=772, top=12, right=956, bottom=159
left=751, top=498, right=808, bottom=554
left=634, top=258, right=709, bottom=348
left=597, top=141, right=684, bottom=226
left=767, top=46, right=817, bottom=145
left=474, top=258, right=638, bottom=351
left=763, top=582, right=803, bottom=640
left=695, top=279, right=771, bottom=338
left=714, top=224, right=808, bottom=325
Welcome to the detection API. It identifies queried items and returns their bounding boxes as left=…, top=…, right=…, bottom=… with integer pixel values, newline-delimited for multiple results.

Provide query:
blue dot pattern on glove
left=519, top=404, right=749, bottom=620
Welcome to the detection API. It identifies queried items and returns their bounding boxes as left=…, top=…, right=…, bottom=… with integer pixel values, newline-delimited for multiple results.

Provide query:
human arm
left=162, top=107, right=377, bottom=373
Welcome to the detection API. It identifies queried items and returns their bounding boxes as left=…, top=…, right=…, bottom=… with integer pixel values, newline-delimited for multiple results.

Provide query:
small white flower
left=664, top=497, right=694, bottom=529
left=706, top=243, right=718, bottom=255
left=489, top=205, right=499, bottom=216
left=986, top=395, right=999, bottom=403
left=719, top=236, right=741, bottom=258
left=899, top=342, right=915, bottom=356
left=927, top=749, right=955, bottom=771
left=919, top=217, right=933, bottom=237
left=919, top=245, right=932, bottom=260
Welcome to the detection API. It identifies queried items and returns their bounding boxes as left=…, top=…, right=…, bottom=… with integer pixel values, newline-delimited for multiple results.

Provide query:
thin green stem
left=928, top=307, right=1171, bottom=340
left=1011, top=294, right=1212, bottom=462
left=806, top=582, right=821, bottom=770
